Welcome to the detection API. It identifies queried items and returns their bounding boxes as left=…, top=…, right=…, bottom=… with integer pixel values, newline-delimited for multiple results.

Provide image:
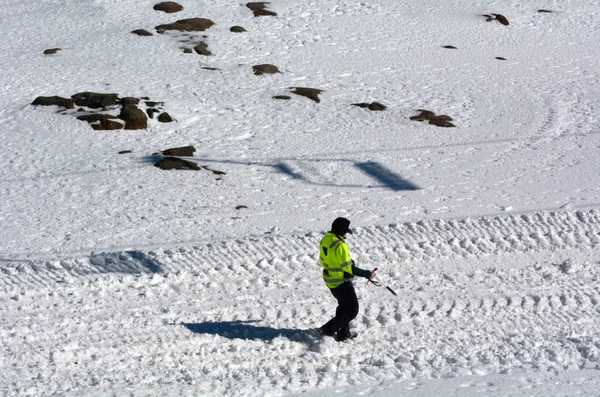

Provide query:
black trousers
left=321, top=282, right=359, bottom=339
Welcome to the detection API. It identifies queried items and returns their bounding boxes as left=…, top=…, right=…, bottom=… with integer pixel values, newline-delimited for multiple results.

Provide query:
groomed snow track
left=1, top=209, right=600, bottom=397
left=1, top=209, right=599, bottom=291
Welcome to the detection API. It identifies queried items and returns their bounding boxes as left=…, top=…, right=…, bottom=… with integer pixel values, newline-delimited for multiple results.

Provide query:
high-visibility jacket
left=319, top=232, right=354, bottom=288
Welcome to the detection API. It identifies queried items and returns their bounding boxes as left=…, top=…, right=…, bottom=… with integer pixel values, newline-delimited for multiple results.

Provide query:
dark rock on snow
left=161, top=146, right=196, bottom=156
left=253, top=64, right=280, bottom=75
left=119, top=105, right=148, bottom=130
left=273, top=95, right=291, bottom=100
left=246, top=2, right=277, bottom=17
left=157, top=112, right=174, bottom=122
left=352, top=102, right=387, bottom=111
left=193, top=43, right=212, bottom=56
left=230, top=26, right=247, bottom=33
left=153, top=2, right=183, bottom=13
left=156, top=18, right=215, bottom=33
left=43, top=48, right=61, bottom=55
left=32, top=96, right=74, bottom=109
left=72, top=92, right=120, bottom=108
left=410, top=109, right=455, bottom=127
left=154, top=157, right=201, bottom=170
left=131, top=29, right=153, bottom=36
left=290, top=87, right=323, bottom=103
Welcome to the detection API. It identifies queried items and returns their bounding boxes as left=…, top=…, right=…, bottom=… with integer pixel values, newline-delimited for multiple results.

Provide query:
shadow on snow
left=182, top=321, right=317, bottom=344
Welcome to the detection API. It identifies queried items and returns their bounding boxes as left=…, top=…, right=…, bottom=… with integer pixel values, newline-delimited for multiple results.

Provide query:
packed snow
left=1, top=0, right=600, bottom=396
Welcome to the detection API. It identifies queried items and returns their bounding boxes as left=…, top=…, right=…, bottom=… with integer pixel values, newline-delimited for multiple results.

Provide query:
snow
left=1, top=0, right=600, bottom=396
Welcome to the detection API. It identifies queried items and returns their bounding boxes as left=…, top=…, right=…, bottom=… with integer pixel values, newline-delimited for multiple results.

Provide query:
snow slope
left=1, top=0, right=600, bottom=396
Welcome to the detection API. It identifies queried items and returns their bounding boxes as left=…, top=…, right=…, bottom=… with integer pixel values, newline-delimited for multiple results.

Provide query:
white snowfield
left=2, top=0, right=600, bottom=396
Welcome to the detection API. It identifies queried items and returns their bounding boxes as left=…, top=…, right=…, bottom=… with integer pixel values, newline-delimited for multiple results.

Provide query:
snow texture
left=1, top=0, right=600, bottom=396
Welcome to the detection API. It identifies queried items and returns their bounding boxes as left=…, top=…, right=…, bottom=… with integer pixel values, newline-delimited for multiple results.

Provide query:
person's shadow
left=182, top=320, right=317, bottom=344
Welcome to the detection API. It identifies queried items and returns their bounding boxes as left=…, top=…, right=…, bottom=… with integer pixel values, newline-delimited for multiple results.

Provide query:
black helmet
left=331, top=217, right=352, bottom=236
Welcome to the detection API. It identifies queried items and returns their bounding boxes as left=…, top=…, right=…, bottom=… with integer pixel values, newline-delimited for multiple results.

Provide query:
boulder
left=352, top=102, right=386, bottom=111
left=194, top=43, right=212, bottom=56
left=119, top=105, right=148, bottom=130
left=157, top=112, right=174, bottom=122
left=246, top=2, right=277, bottom=17
left=153, top=2, right=183, bottom=13
left=92, top=118, right=125, bottom=130
left=156, top=18, right=215, bottom=33
left=273, top=95, right=291, bottom=100
left=253, top=64, right=280, bottom=75
left=72, top=92, right=120, bottom=108
left=290, top=87, right=323, bottom=103
left=43, top=48, right=61, bottom=55
left=410, top=110, right=455, bottom=127
left=131, top=29, right=153, bottom=36
left=32, top=96, right=74, bottom=109
left=230, top=26, right=247, bottom=33
left=161, top=146, right=195, bottom=156
left=492, top=13, right=510, bottom=26
left=154, top=157, right=201, bottom=170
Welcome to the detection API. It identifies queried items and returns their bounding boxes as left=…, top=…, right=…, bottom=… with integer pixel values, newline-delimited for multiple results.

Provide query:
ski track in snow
left=2, top=209, right=600, bottom=396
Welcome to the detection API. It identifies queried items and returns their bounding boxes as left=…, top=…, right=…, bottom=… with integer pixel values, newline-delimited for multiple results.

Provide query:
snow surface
left=1, top=0, right=600, bottom=396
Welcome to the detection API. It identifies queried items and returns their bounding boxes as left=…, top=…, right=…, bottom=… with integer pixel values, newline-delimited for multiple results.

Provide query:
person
left=318, top=217, right=375, bottom=341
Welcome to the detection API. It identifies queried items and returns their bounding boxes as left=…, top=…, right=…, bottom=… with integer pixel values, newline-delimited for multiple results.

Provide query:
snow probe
left=367, top=268, right=398, bottom=297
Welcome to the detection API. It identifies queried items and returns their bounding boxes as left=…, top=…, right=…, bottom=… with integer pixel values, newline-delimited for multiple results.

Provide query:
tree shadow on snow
left=182, top=321, right=316, bottom=344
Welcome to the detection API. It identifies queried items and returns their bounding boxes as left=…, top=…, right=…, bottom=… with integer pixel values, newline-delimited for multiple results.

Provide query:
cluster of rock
left=410, top=110, right=456, bottom=128
left=130, top=2, right=276, bottom=56
left=31, top=92, right=173, bottom=130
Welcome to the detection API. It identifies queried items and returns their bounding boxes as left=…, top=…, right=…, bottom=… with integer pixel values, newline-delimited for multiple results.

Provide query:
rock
left=119, top=150, right=132, bottom=154
left=194, top=43, right=211, bottom=56
left=235, top=205, right=248, bottom=210
left=119, top=97, right=140, bottom=106
left=492, top=14, right=510, bottom=26
left=118, top=105, right=148, bottom=130
left=153, top=2, right=183, bottom=13
left=157, top=112, right=173, bottom=122
left=538, top=9, right=554, bottom=13
left=154, top=157, right=201, bottom=170
left=352, top=102, right=386, bottom=111
left=161, top=146, right=195, bottom=156
left=32, top=96, right=74, bottom=109
left=442, top=45, right=458, bottom=49
left=290, top=87, right=323, bottom=103
left=246, top=2, right=277, bottom=17
left=145, top=101, right=164, bottom=107
left=76, top=114, right=119, bottom=124
left=410, top=110, right=455, bottom=127
left=202, top=67, right=220, bottom=70
left=429, top=117, right=456, bottom=128
left=495, top=57, right=507, bottom=60
left=156, top=18, right=215, bottom=33
left=183, top=48, right=193, bottom=54
left=43, top=48, right=61, bottom=55
left=409, top=109, right=436, bottom=121
left=369, top=102, right=387, bottom=111
left=91, top=118, right=125, bottom=130
left=253, top=64, right=280, bottom=75
left=72, top=92, right=120, bottom=108
left=230, top=26, right=247, bottom=33
left=131, top=29, right=153, bottom=36
left=273, top=95, right=291, bottom=100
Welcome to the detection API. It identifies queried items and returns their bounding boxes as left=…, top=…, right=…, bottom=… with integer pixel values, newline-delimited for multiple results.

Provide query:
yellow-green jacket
left=319, top=232, right=354, bottom=288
